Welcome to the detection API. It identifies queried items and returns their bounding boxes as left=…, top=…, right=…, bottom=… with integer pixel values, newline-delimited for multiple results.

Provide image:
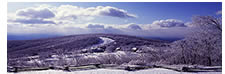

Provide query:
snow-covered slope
left=90, top=37, right=115, bottom=48
left=99, top=37, right=115, bottom=45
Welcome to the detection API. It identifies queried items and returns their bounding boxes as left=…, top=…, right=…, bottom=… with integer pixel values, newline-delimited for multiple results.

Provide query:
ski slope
left=90, top=37, right=115, bottom=49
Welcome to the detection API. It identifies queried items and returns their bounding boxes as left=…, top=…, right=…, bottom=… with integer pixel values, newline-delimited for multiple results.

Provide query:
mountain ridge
left=8, top=34, right=170, bottom=68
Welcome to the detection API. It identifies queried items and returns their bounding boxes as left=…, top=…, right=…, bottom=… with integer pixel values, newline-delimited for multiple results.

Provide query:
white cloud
left=8, top=6, right=56, bottom=25
left=147, top=19, right=186, bottom=29
left=16, top=7, right=55, bottom=19
left=96, top=6, right=137, bottom=18
left=55, top=5, right=137, bottom=19
left=54, top=5, right=137, bottom=23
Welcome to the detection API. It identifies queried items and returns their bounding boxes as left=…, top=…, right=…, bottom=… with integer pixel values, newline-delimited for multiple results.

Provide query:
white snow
left=27, top=59, right=42, bottom=64
left=90, top=37, right=115, bottom=49
left=7, top=68, right=221, bottom=74
left=99, top=37, right=115, bottom=46
left=27, top=56, right=39, bottom=59
left=82, top=51, right=126, bottom=59
left=83, top=54, right=99, bottom=59
left=45, top=58, right=59, bottom=61
left=51, top=55, right=59, bottom=58
left=132, top=47, right=137, bottom=51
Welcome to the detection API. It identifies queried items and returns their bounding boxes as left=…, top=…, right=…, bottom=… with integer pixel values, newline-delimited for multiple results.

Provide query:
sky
left=7, top=2, right=222, bottom=40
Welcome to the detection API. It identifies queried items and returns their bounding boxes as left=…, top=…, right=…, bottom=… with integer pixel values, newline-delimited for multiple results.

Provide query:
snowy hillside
left=89, top=37, right=115, bottom=49
left=7, top=34, right=221, bottom=73
left=8, top=34, right=167, bottom=69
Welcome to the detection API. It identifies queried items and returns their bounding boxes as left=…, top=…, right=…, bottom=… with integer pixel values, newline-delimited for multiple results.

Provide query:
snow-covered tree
left=170, top=16, right=222, bottom=66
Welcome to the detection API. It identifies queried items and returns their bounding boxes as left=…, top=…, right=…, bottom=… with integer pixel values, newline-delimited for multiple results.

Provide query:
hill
left=8, top=34, right=170, bottom=68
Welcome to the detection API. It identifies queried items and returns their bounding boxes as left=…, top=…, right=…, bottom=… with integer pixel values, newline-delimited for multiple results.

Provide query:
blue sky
left=8, top=2, right=221, bottom=24
left=7, top=2, right=222, bottom=40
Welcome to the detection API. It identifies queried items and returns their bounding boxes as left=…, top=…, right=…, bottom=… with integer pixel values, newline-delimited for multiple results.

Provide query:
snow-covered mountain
left=8, top=34, right=170, bottom=68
